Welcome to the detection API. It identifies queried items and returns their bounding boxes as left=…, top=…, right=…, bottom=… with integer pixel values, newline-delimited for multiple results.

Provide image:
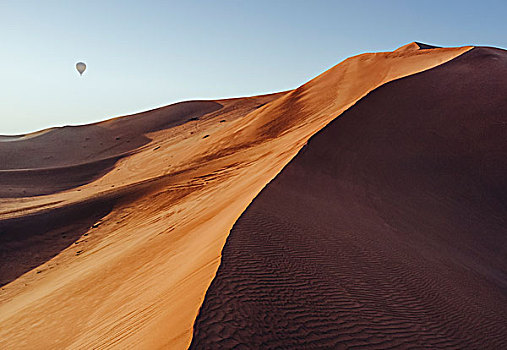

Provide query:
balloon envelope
left=76, top=62, right=86, bottom=75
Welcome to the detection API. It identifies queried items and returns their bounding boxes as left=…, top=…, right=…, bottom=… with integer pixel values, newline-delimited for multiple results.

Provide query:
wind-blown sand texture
left=191, top=47, right=507, bottom=349
left=2, top=43, right=500, bottom=349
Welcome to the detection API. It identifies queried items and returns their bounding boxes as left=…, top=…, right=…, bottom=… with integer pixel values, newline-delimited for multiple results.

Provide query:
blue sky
left=1, top=0, right=506, bottom=134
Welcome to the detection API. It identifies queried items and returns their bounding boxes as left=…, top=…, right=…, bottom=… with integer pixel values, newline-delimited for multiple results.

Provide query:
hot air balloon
left=76, top=62, right=86, bottom=76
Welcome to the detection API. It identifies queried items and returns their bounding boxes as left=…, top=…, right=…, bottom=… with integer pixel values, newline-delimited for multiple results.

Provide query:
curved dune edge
left=0, top=44, right=471, bottom=349
left=190, top=46, right=507, bottom=348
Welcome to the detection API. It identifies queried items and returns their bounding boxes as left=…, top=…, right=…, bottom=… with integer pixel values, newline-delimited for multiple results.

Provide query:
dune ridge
left=191, top=47, right=507, bottom=348
left=0, top=43, right=472, bottom=349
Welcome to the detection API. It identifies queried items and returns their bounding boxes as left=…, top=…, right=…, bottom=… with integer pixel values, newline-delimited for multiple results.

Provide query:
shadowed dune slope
left=191, top=47, right=507, bottom=349
left=0, top=44, right=472, bottom=349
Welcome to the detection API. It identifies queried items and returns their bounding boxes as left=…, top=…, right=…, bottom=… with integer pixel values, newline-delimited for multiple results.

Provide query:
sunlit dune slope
left=191, top=47, right=507, bottom=349
left=0, top=43, right=471, bottom=349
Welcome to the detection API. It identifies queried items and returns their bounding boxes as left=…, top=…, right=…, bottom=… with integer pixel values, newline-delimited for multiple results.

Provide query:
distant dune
left=2, top=43, right=505, bottom=349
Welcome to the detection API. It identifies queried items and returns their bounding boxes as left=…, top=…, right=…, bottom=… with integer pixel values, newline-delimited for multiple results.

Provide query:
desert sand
left=191, top=47, right=507, bottom=348
left=0, top=43, right=491, bottom=349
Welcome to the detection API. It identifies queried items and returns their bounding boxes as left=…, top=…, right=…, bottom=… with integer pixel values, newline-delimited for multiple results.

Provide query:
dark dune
left=0, top=101, right=222, bottom=197
left=191, top=47, right=507, bottom=349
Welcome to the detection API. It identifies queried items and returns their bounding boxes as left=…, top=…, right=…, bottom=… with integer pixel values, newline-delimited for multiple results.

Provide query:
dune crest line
left=0, top=43, right=471, bottom=349
left=191, top=47, right=507, bottom=349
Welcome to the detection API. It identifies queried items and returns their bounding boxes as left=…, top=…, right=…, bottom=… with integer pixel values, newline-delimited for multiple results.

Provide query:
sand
left=191, top=47, right=507, bottom=348
left=0, top=43, right=473, bottom=349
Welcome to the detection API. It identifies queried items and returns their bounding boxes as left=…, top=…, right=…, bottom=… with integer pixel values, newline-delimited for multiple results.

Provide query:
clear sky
left=1, top=0, right=506, bottom=135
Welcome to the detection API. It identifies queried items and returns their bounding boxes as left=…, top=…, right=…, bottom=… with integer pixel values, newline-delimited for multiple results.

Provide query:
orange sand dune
left=0, top=43, right=471, bottom=349
left=191, top=47, right=507, bottom=349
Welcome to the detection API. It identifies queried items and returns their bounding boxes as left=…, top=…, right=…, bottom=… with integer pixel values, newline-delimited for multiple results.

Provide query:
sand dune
left=191, top=47, right=507, bottom=348
left=0, top=43, right=478, bottom=349
left=0, top=101, right=222, bottom=197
